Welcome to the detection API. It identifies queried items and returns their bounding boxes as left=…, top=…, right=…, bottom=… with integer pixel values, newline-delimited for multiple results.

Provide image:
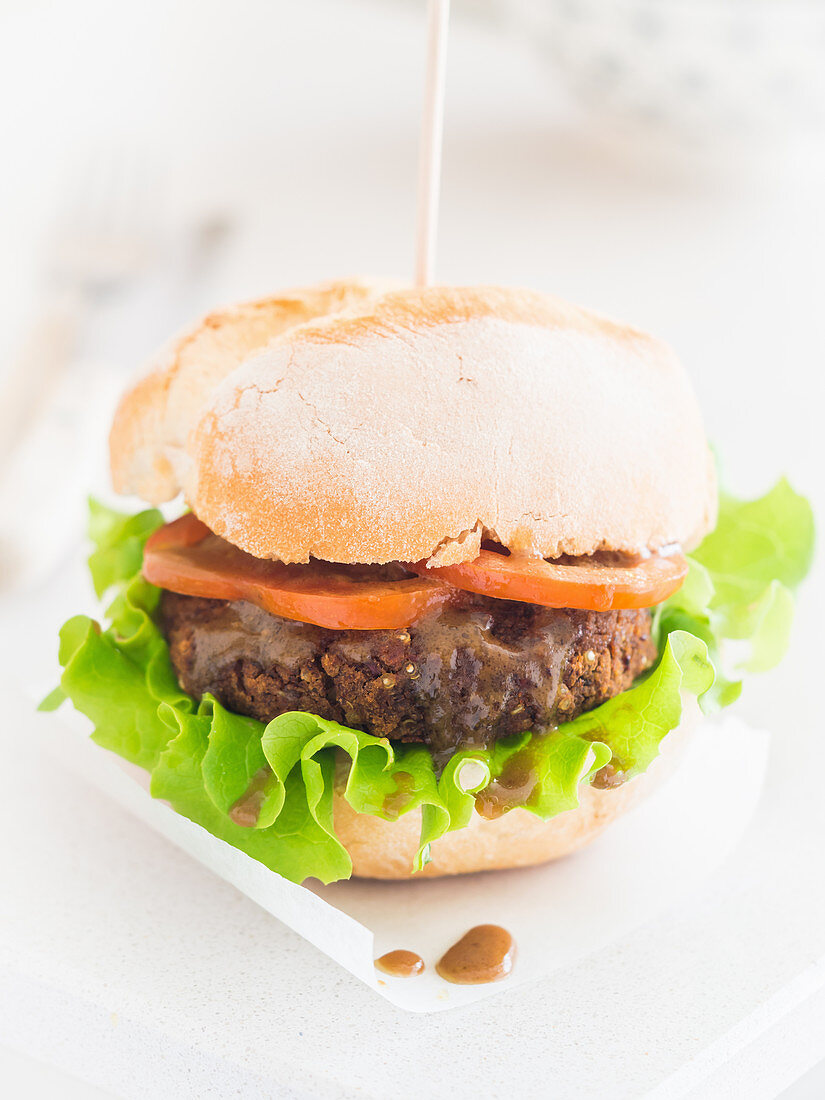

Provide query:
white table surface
left=1, top=1, right=824, bottom=1097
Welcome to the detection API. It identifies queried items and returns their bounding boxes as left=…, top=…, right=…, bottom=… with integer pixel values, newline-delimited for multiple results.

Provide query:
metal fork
left=0, top=145, right=161, bottom=459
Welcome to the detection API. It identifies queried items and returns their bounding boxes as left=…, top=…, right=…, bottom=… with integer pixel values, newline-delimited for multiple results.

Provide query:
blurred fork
left=0, top=145, right=161, bottom=460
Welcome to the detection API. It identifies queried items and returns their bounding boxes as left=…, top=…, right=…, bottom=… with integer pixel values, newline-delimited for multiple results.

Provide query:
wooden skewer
left=415, top=0, right=450, bottom=287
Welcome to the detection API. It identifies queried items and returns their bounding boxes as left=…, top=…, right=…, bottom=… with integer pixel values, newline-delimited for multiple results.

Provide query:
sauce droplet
left=436, top=925, right=515, bottom=985
left=382, top=772, right=415, bottom=817
left=229, top=767, right=271, bottom=827
left=474, top=756, right=537, bottom=820
left=375, top=950, right=425, bottom=978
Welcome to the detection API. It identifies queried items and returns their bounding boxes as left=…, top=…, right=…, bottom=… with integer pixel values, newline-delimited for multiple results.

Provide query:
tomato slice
left=412, top=547, right=688, bottom=612
left=143, top=514, right=454, bottom=630
left=145, top=513, right=213, bottom=550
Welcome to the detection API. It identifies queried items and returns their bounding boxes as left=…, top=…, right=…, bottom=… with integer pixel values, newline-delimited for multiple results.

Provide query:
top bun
left=111, top=281, right=716, bottom=565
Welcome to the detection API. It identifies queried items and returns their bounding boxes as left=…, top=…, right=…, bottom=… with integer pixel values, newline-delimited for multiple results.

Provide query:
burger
left=44, top=281, right=814, bottom=882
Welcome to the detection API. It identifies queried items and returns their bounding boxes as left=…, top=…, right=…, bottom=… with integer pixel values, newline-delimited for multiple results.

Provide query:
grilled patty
left=160, top=590, right=657, bottom=756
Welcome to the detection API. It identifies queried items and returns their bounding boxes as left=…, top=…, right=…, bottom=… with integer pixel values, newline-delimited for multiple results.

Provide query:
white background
left=1, top=0, right=823, bottom=1096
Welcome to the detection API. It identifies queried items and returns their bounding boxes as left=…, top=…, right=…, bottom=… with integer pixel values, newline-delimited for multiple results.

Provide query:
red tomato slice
left=143, top=514, right=455, bottom=630
left=145, top=513, right=212, bottom=550
left=412, top=547, right=688, bottom=612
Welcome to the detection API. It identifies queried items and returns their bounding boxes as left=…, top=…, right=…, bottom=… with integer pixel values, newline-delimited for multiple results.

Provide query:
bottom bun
left=333, top=705, right=699, bottom=879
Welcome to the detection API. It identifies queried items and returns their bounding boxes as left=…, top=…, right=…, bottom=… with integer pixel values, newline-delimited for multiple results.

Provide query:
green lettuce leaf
left=654, top=478, right=814, bottom=709
left=45, top=482, right=814, bottom=884
left=562, top=630, right=713, bottom=781
left=87, top=498, right=165, bottom=599
left=692, top=479, right=814, bottom=613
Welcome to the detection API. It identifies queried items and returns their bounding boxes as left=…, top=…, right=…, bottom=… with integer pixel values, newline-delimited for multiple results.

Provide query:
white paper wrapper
left=41, top=709, right=768, bottom=1014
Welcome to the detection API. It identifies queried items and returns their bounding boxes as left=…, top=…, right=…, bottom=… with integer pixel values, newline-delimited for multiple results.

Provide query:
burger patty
left=160, top=590, right=657, bottom=756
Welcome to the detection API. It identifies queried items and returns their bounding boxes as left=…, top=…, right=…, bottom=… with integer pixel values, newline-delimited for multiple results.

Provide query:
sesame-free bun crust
left=335, top=709, right=696, bottom=879
left=110, top=279, right=386, bottom=503
left=111, top=282, right=716, bottom=565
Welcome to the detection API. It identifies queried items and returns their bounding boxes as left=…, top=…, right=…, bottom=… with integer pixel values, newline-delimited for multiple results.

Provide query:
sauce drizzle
left=175, top=595, right=578, bottom=758
left=436, top=925, right=515, bottom=985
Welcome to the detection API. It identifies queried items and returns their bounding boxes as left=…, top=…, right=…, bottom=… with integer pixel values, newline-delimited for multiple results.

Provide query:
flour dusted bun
left=334, top=710, right=695, bottom=879
left=111, top=282, right=716, bottom=565
left=110, top=278, right=387, bottom=503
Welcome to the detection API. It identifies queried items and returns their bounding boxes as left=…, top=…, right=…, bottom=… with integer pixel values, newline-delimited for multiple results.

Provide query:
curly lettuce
left=42, top=481, right=813, bottom=884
